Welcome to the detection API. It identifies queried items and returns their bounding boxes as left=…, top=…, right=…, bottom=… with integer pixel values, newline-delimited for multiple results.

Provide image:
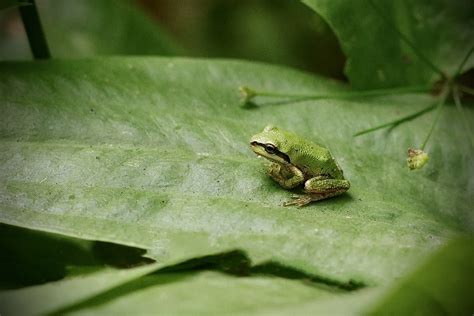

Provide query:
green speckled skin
left=250, top=126, right=350, bottom=206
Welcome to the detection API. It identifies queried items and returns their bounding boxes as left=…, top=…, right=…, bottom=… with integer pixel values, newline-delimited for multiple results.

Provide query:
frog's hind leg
left=284, top=178, right=350, bottom=207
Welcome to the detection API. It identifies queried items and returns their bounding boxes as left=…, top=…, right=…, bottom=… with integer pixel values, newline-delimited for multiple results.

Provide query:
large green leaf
left=302, top=0, right=474, bottom=88
left=3, top=234, right=469, bottom=315
left=63, top=271, right=348, bottom=315
left=368, top=236, right=474, bottom=315
left=0, top=255, right=372, bottom=315
left=0, top=263, right=159, bottom=315
left=0, top=58, right=472, bottom=301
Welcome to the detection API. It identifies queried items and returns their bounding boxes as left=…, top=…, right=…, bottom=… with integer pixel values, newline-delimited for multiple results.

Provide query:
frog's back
left=284, top=130, right=345, bottom=179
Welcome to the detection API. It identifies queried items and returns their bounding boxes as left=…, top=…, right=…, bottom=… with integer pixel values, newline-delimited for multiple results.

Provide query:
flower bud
left=239, top=86, right=256, bottom=103
left=407, top=148, right=429, bottom=170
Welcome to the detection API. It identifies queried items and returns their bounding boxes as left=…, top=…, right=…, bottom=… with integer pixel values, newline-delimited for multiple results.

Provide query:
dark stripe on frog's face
left=250, top=141, right=291, bottom=164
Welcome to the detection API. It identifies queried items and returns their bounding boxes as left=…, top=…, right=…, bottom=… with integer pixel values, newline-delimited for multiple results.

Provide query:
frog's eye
left=265, top=144, right=277, bottom=154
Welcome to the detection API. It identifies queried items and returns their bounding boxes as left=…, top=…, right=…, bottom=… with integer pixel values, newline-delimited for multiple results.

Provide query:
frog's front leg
left=284, top=176, right=350, bottom=207
left=267, top=163, right=305, bottom=189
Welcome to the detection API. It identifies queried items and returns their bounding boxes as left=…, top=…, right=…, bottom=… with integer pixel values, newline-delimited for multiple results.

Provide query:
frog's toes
left=283, top=195, right=312, bottom=207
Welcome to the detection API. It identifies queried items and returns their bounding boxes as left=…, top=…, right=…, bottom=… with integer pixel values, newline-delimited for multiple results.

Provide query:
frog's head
left=250, top=125, right=291, bottom=164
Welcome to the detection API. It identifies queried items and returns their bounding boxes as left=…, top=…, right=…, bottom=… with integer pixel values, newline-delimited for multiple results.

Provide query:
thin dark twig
left=19, top=0, right=50, bottom=59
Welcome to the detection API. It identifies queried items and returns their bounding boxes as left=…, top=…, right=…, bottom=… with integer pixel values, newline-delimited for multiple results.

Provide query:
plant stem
left=420, top=86, right=450, bottom=150
left=19, top=0, right=50, bottom=59
left=252, top=85, right=431, bottom=100
left=453, top=46, right=474, bottom=78
left=459, top=85, right=474, bottom=96
left=368, top=0, right=446, bottom=79
left=452, top=86, right=474, bottom=147
left=353, top=103, right=436, bottom=136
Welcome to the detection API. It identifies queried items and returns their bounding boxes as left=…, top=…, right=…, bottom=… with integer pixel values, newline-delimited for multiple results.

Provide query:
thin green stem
left=19, top=0, right=50, bottom=59
left=459, top=85, right=474, bottom=96
left=353, top=103, right=436, bottom=137
left=253, top=85, right=431, bottom=100
left=420, top=86, right=450, bottom=150
left=453, top=46, right=474, bottom=78
left=453, top=86, right=474, bottom=147
left=368, top=0, right=446, bottom=79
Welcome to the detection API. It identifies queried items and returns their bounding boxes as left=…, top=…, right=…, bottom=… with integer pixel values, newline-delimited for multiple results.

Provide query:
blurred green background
left=0, top=0, right=346, bottom=80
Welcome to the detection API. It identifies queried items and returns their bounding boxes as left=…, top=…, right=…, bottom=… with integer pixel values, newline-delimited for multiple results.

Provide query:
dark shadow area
left=0, top=224, right=155, bottom=289
left=456, top=67, right=474, bottom=102
left=240, top=100, right=259, bottom=109
left=0, top=224, right=98, bottom=289
left=157, top=249, right=251, bottom=276
left=92, top=241, right=154, bottom=269
left=157, top=249, right=366, bottom=292
left=250, top=261, right=365, bottom=291
left=48, top=249, right=366, bottom=315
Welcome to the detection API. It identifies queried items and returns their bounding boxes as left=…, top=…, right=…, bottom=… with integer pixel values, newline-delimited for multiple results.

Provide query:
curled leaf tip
left=239, top=86, right=256, bottom=103
left=407, top=148, right=429, bottom=170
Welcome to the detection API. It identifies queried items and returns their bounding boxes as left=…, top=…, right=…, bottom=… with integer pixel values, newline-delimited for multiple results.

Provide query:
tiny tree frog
left=250, top=126, right=350, bottom=207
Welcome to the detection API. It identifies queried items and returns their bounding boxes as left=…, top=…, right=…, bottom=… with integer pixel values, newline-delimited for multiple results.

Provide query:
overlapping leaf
left=302, top=0, right=474, bottom=88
